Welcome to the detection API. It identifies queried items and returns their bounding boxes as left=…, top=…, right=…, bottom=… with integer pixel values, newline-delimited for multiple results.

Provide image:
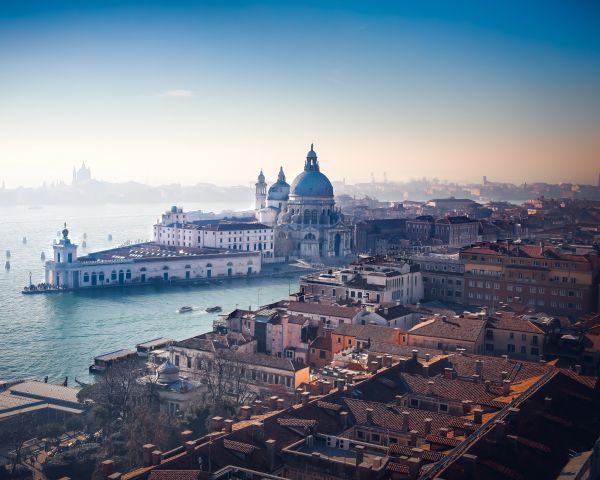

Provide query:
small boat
left=5, top=250, right=10, bottom=259
left=22, top=236, right=27, bottom=244
left=82, top=240, right=87, bottom=248
left=5, top=261, right=10, bottom=270
left=179, top=306, right=193, bottom=313
left=206, top=306, right=222, bottom=313
left=83, top=233, right=87, bottom=239
left=108, top=234, right=113, bottom=241
left=40, top=252, right=46, bottom=261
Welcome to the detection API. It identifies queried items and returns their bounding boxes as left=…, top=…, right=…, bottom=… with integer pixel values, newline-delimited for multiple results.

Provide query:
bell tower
left=255, top=169, right=267, bottom=210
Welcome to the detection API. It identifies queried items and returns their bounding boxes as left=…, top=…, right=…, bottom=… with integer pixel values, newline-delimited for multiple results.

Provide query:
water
left=0, top=203, right=300, bottom=384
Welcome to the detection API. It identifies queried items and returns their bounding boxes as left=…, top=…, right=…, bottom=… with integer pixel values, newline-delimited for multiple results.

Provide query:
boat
left=40, top=252, right=46, bottom=261
left=108, top=234, right=113, bottom=241
left=82, top=240, right=87, bottom=248
left=179, top=306, right=193, bottom=313
left=83, top=232, right=87, bottom=239
left=22, top=236, right=27, bottom=244
left=5, top=250, right=10, bottom=259
left=5, top=261, right=10, bottom=270
left=206, top=306, right=222, bottom=313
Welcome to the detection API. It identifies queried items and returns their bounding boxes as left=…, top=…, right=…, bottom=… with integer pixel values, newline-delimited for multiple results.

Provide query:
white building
left=153, top=207, right=274, bottom=258
left=44, top=225, right=262, bottom=289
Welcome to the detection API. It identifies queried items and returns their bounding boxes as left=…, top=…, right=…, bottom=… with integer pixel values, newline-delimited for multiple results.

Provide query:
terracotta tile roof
left=288, top=301, right=360, bottom=318
left=222, top=439, right=258, bottom=455
left=425, top=434, right=462, bottom=448
left=316, top=400, right=342, bottom=412
left=276, top=418, right=318, bottom=428
left=445, top=353, right=550, bottom=383
left=388, top=444, right=445, bottom=462
left=487, top=315, right=545, bottom=334
left=408, top=316, right=485, bottom=343
left=334, top=323, right=400, bottom=343
left=309, top=336, right=332, bottom=352
left=148, top=471, right=200, bottom=480
left=387, top=462, right=410, bottom=474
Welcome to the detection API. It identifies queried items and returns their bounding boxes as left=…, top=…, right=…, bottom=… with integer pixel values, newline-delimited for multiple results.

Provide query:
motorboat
left=206, top=306, right=222, bottom=313
left=179, top=306, right=193, bottom=313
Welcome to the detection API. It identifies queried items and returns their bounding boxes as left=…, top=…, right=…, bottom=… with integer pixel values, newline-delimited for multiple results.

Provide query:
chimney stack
left=502, top=379, right=511, bottom=395
left=484, top=380, right=491, bottom=392
left=240, top=405, right=252, bottom=419
left=402, top=411, right=410, bottom=432
left=412, top=349, right=419, bottom=361
left=340, top=411, right=349, bottom=429
left=475, top=359, right=483, bottom=376
left=501, top=371, right=508, bottom=380
left=424, top=418, right=432, bottom=435
left=494, top=420, right=506, bottom=444
left=473, top=408, right=483, bottom=425
left=277, top=398, right=285, bottom=410
left=462, top=399, right=472, bottom=414
left=408, top=457, right=422, bottom=479
left=142, top=444, right=156, bottom=467
left=301, top=391, right=310, bottom=406
left=462, top=454, right=478, bottom=480
left=269, top=395, right=279, bottom=410
left=438, top=427, right=449, bottom=438
left=355, top=445, right=365, bottom=466
left=151, top=450, right=162, bottom=466
left=295, top=388, right=304, bottom=404
left=211, top=416, right=224, bottom=432
left=253, top=422, right=264, bottom=441
left=224, top=419, right=234, bottom=433
left=101, top=460, right=115, bottom=477
left=425, top=353, right=430, bottom=362
left=253, top=400, right=263, bottom=414
left=395, top=394, right=403, bottom=406
left=181, top=430, right=193, bottom=444
left=575, top=364, right=582, bottom=375
left=265, top=439, right=277, bottom=471
left=444, top=368, right=454, bottom=379
left=544, top=396, right=552, bottom=411
left=365, top=408, right=374, bottom=425
left=410, top=430, right=418, bottom=447
left=427, top=380, right=434, bottom=395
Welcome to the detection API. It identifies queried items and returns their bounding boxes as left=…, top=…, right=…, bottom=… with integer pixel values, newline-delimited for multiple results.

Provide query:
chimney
left=253, top=400, right=263, bottom=414
left=240, top=405, right=252, bottom=419
left=355, top=444, right=365, bottom=466
left=462, top=454, right=478, bottom=480
left=322, top=380, right=332, bottom=394
left=185, top=441, right=196, bottom=455
left=411, top=448, right=424, bottom=459
left=151, top=450, right=162, bottom=466
left=301, top=391, right=310, bottom=406
left=383, top=354, right=393, bottom=367
left=412, top=349, right=419, bottom=361
left=475, top=359, right=483, bottom=376
left=211, top=416, right=224, bottom=432
left=575, top=364, right=582, bottom=375
left=544, top=396, right=552, bottom=411
left=277, top=398, right=285, bottom=410
left=473, top=408, right=483, bottom=425
left=501, top=371, right=508, bottom=380
left=395, top=394, right=403, bottom=406
left=484, top=380, right=491, bottom=392
left=269, top=395, right=279, bottom=410
left=438, top=427, right=449, bottom=438
left=444, top=368, right=454, bottom=379
left=410, top=430, right=418, bottom=447
left=107, top=474, right=122, bottom=480
left=472, top=374, right=480, bottom=384
left=376, top=355, right=383, bottom=367
left=142, top=444, right=156, bottom=467
left=101, top=460, right=115, bottom=477
left=425, top=353, right=430, bottom=362
left=265, top=439, right=277, bottom=471
left=369, top=361, right=380, bottom=373
left=181, top=430, right=193, bottom=444
left=295, top=388, right=303, bottom=404
left=424, top=418, right=432, bottom=435
left=340, top=411, right=349, bottom=430
left=365, top=408, right=374, bottom=425
left=407, top=457, right=422, bottom=479
left=224, top=419, right=234, bottom=433
left=253, top=422, right=264, bottom=441
left=502, top=379, right=511, bottom=395
left=402, top=411, right=410, bottom=432
left=462, top=400, right=472, bottom=414
left=427, top=380, right=434, bottom=395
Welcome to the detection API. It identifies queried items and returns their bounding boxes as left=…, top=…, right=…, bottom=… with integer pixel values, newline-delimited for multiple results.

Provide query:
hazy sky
left=1, top=0, right=599, bottom=187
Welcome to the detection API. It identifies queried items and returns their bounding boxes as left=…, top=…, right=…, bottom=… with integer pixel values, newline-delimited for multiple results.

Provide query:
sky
left=0, top=0, right=599, bottom=187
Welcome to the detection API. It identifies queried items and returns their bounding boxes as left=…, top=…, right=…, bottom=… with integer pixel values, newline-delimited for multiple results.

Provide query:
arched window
left=140, top=267, right=147, bottom=272
left=311, top=210, right=318, bottom=224
left=83, top=273, right=90, bottom=283
left=126, top=269, right=132, bottom=279
left=111, top=270, right=117, bottom=281
left=304, top=210, right=310, bottom=223
left=206, top=263, right=212, bottom=268
left=227, top=262, right=233, bottom=266
left=99, top=272, right=105, bottom=282
left=304, top=233, right=316, bottom=240
left=162, top=266, right=169, bottom=270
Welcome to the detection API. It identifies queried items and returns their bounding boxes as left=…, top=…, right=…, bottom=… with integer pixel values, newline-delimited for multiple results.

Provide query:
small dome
left=257, top=169, right=265, bottom=183
left=157, top=360, right=180, bottom=383
left=307, top=143, right=317, bottom=159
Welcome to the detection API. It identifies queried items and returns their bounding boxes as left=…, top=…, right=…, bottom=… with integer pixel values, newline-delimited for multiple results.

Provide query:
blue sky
left=0, top=1, right=599, bottom=187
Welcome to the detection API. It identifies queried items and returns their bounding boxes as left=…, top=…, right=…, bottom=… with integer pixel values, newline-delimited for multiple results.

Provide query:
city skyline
left=1, top=1, right=599, bottom=187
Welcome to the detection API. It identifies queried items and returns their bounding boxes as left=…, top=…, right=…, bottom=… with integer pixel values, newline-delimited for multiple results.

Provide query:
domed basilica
left=255, top=145, right=352, bottom=259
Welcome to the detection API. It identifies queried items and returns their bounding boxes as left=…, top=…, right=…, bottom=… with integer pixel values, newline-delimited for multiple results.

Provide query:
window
left=356, top=430, right=365, bottom=439
left=439, top=403, right=449, bottom=413
left=319, top=350, right=326, bottom=359
left=532, top=336, right=538, bottom=345
left=520, top=346, right=526, bottom=354
left=507, top=344, right=515, bottom=353
left=485, top=343, right=494, bottom=351
left=371, top=433, right=381, bottom=443
left=175, top=355, right=180, bottom=366
left=509, top=332, right=514, bottom=339
left=187, top=357, right=192, bottom=368
left=410, top=398, right=419, bottom=407
left=531, top=347, right=539, bottom=356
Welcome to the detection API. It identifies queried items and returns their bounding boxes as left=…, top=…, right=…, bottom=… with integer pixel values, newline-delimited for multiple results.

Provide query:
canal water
left=0, top=203, right=302, bottom=383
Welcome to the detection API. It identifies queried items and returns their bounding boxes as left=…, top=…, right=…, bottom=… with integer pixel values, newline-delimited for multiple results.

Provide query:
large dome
left=290, top=170, right=334, bottom=198
left=289, top=144, right=334, bottom=198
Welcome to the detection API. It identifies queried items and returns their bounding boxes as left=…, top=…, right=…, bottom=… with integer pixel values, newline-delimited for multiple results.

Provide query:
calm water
left=0, top=203, right=300, bottom=383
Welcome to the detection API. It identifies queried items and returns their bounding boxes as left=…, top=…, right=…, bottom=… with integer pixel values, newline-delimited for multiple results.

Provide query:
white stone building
left=44, top=225, right=261, bottom=289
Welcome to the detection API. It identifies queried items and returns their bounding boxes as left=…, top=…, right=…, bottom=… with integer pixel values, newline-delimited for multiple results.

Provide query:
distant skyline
left=1, top=1, right=599, bottom=187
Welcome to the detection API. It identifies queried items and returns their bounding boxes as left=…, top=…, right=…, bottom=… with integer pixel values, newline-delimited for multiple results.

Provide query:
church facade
left=256, top=145, right=352, bottom=260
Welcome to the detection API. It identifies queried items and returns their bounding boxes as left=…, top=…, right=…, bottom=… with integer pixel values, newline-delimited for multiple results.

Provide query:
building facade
left=410, top=252, right=465, bottom=303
